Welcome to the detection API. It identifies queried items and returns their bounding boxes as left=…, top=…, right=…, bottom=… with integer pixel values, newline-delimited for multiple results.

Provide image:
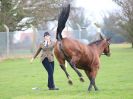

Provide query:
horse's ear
left=99, top=33, right=104, bottom=40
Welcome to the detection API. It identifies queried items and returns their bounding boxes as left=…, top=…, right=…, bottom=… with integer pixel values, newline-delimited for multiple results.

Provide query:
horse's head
left=103, top=38, right=111, bottom=57
left=100, top=34, right=111, bottom=57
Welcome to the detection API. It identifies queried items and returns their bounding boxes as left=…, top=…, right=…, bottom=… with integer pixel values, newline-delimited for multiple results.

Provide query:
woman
left=30, top=32, right=59, bottom=90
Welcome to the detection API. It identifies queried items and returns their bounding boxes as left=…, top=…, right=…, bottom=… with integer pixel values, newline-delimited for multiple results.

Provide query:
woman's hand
left=30, top=58, right=34, bottom=64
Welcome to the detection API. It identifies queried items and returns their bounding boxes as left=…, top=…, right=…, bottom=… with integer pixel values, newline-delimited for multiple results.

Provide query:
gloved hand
left=30, top=58, right=34, bottom=64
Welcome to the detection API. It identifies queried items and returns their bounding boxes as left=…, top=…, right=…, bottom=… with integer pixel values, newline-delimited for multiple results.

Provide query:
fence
left=0, top=29, right=107, bottom=59
left=0, top=32, right=32, bottom=58
left=0, top=30, right=84, bottom=58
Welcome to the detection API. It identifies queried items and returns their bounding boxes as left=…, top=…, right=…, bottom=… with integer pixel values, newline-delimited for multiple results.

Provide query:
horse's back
left=61, top=38, right=84, bottom=55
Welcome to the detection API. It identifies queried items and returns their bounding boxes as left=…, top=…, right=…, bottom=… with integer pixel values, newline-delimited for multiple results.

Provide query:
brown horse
left=54, top=4, right=111, bottom=91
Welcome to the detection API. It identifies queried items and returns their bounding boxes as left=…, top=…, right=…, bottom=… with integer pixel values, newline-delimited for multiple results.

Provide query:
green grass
left=0, top=44, right=133, bottom=99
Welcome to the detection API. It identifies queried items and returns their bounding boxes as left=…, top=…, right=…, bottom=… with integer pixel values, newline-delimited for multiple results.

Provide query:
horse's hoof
left=88, top=86, right=92, bottom=92
left=95, top=88, right=99, bottom=91
left=88, top=89, right=92, bottom=92
left=68, top=80, right=73, bottom=85
left=80, top=77, right=85, bottom=82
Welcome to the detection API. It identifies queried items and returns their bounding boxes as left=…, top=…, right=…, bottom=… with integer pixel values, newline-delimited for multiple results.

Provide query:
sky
left=74, top=0, right=119, bottom=23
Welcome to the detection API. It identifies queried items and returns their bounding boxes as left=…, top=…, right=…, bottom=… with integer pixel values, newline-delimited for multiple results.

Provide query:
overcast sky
left=73, top=0, right=119, bottom=23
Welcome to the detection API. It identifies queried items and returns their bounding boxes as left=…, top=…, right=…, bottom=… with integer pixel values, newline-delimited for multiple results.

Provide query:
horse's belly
left=76, top=61, right=90, bottom=70
left=76, top=65, right=84, bottom=70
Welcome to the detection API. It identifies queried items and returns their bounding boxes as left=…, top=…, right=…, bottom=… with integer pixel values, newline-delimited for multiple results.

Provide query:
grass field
left=0, top=44, right=133, bottom=99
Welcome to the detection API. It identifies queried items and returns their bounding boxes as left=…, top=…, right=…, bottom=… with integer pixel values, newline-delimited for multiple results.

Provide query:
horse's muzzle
left=107, top=53, right=111, bottom=57
left=102, top=53, right=111, bottom=57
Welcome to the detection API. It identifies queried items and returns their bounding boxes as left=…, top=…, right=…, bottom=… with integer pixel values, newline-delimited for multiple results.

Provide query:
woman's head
left=44, top=32, right=51, bottom=41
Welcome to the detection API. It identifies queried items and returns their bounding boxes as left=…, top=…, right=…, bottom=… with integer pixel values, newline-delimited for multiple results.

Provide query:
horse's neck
left=97, top=41, right=106, bottom=56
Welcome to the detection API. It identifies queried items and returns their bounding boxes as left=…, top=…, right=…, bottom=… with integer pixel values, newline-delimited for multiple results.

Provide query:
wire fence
left=0, top=32, right=32, bottom=58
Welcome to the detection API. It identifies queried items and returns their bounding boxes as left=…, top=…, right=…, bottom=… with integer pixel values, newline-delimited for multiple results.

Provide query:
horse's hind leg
left=54, top=47, right=73, bottom=85
left=58, top=59, right=73, bottom=85
left=69, top=56, right=84, bottom=82
left=60, top=63, right=73, bottom=85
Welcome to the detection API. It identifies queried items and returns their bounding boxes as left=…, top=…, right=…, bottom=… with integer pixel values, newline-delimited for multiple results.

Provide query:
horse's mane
left=88, top=39, right=103, bottom=46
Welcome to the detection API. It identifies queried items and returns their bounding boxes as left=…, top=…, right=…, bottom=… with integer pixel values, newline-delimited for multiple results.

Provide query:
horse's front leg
left=89, top=68, right=99, bottom=91
left=69, top=56, right=84, bottom=82
left=84, top=70, right=93, bottom=91
left=85, top=69, right=98, bottom=91
left=90, top=77, right=98, bottom=91
left=60, top=64, right=73, bottom=85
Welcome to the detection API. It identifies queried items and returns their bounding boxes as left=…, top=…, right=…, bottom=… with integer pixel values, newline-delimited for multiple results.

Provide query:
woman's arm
left=33, top=46, right=42, bottom=59
left=30, top=44, right=42, bottom=63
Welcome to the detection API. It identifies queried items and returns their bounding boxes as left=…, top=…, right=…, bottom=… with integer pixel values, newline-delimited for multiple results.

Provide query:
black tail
left=56, top=4, right=70, bottom=40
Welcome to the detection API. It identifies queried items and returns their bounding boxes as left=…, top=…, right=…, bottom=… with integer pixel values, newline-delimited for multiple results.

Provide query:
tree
left=18, top=0, right=72, bottom=30
left=0, top=0, right=72, bottom=31
left=102, top=14, right=126, bottom=43
left=69, top=7, right=90, bottom=29
left=113, top=0, right=133, bottom=47
left=0, top=0, right=26, bottom=31
left=68, top=7, right=90, bottom=40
